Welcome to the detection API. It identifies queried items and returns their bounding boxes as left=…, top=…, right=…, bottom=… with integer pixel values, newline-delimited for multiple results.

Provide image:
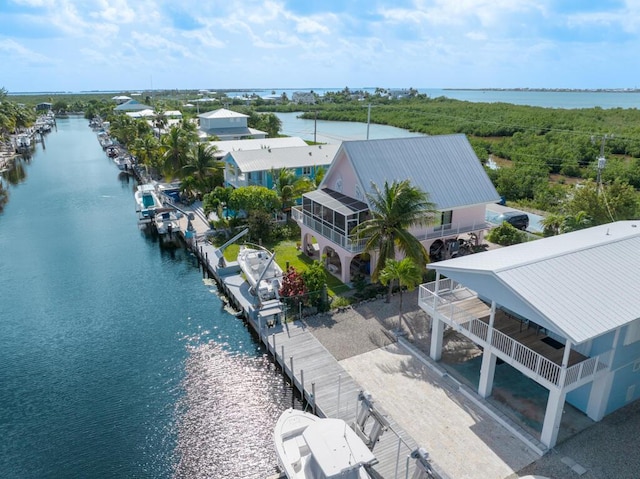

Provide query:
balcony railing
left=418, top=281, right=611, bottom=391
left=292, top=207, right=491, bottom=254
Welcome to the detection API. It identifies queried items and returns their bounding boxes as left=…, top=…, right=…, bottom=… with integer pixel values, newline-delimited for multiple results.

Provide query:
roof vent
left=268, top=148, right=271, bottom=152
left=309, top=152, right=312, bottom=156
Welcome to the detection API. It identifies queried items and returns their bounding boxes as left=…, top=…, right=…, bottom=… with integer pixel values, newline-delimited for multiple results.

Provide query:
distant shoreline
left=9, top=87, right=640, bottom=96
left=444, top=87, right=640, bottom=93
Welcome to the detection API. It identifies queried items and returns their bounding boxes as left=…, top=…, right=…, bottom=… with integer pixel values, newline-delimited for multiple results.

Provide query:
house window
left=624, top=319, right=640, bottom=346
left=441, top=210, right=453, bottom=228
left=302, top=166, right=312, bottom=175
left=335, top=213, right=345, bottom=234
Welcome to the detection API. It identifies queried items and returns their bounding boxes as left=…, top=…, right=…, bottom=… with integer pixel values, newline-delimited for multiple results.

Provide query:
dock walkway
left=185, top=230, right=439, bottom=479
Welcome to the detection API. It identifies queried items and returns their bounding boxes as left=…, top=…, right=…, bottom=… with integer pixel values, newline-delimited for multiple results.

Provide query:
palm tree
left=182, top=143, right=222, bottom=197
left=109, top=114, right=137, bottom=146
left=354, top=179, right=436, bottom=301
left=562, top=211, right=592, bottom=232
left=379, top=258, right=422, bottom=332
left=540, top=213, right=564, bottom=237
left=153, top=108, right=168, bottom=134
left=160, top=125, right=191, bottom=180
left=130, top=134, right=161, bottom=173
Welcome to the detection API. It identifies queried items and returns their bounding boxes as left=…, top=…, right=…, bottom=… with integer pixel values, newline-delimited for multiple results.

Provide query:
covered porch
left=418, top=278, right=613, bottom=448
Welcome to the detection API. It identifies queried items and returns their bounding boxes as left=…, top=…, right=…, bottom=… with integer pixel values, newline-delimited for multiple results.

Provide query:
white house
left=419, top=221, right=640, bottom=449
left=198, top=108, right=266, bottom=140
left=224, top=143, right=339, bottom=190
left=112, top=95, right=132, bottom=105
left=292, top=91, right=317, bottom=105
left=292, top=134, right=499, bottom=283
left=208, top=137, right=307, bottom=159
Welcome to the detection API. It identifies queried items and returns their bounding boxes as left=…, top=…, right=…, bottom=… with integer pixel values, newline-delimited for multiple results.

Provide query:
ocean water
left=231, top=87, right=640, bottom=109
left=0, top=116, right=297, bottom=478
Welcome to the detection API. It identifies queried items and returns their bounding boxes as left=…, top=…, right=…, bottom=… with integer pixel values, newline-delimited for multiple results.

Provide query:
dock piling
left=289, top=357, right=294, bottom=383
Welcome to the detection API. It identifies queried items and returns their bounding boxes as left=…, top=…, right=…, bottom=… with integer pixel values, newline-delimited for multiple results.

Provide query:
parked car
left=497, top=211, right=529, bottom=230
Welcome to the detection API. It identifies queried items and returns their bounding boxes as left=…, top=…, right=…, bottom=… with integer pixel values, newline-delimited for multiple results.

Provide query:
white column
left=430, top=317, right=444, bottom=361
left=478, top=352, right=497, bottom=398
left=541, top=387, right=566, bottom=448
left=478, top=302, right=497, bottom=397
left=340, top=254, right=350, bottom=284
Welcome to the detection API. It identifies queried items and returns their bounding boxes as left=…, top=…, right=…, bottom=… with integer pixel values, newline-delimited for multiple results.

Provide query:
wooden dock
left=184, top=233, right=443, bottom=479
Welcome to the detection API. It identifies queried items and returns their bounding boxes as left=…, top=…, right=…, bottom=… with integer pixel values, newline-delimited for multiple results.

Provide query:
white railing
left=292, top=206, right=491, bottom=254
left=419, top=281, right=610, bottom=390
left=564, top=350, right=612, bottom=388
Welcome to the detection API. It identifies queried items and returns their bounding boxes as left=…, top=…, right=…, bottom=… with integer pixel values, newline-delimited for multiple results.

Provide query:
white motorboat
left=237, top=244, right=283, bottom=300
left=274, top=409, right=376, bottom=479
left=154, top=209, right=181, bottom=236
left=135, top=184, right=162, bottom=218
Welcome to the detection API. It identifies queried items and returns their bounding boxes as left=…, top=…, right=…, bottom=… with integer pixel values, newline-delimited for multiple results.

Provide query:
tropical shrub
left=487, top=222, right=528, bottom=246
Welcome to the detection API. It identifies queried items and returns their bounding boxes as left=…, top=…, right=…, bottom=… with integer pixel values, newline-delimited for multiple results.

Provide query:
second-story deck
left=418, top=279, right=611, bottom=392
left=292, top=206, right=491, bottom=254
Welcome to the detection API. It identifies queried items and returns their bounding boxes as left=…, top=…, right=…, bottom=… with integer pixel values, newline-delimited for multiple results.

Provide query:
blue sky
left=1, top=0, right=639, bottom=92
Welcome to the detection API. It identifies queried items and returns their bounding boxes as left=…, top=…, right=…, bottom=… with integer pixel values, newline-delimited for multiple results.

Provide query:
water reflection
left=2, top=155, right=28, bottom=186
left=173, top=341, right=299, bottom=479
left=0, top=178, right=8, bottom=212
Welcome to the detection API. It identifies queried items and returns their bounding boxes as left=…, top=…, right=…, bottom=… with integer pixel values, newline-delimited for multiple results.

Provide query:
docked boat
left=113, top=155, right=128, bottom=170
left=154, top=208, right=181, bottom=236
left=135, top=184, right=162, bottom=218
left=237, top=244, right=283, bottom=301
left=274, top=409, right=377, bottom=479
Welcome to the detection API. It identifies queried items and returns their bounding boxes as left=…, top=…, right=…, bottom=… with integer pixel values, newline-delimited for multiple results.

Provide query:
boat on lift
left=237, top=244, right=283, bottom=301
left=154, top=208, right=181, bottom=236
left=135, top=184, right=162, bottom=218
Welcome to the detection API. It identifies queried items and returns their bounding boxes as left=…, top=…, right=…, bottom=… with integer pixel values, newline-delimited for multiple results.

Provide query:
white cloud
left=0, top=38, right=50, bottom=59
left=91, top=0, right=136, bottom=23
left=4, top=0, right=640, bottom=91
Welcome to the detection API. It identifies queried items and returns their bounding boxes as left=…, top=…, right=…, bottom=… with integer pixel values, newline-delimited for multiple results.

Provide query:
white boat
left=113, top=155, right=128, bottom=170
left=274, top=409, right=377, bottom=479
left=135, top=184, right=162, bottom=218
left=154, top=209, right=181, bottom=235
left=237, top=244, right=283, bottom=300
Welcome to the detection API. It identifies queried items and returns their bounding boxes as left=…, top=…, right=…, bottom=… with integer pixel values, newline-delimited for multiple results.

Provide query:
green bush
left=331, top=296, right=353, bottom=308
left=487, top=222, right=528, bottom=246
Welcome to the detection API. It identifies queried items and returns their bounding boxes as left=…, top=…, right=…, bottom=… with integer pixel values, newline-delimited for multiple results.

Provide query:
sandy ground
left=302, top=290, right=640, bottom=479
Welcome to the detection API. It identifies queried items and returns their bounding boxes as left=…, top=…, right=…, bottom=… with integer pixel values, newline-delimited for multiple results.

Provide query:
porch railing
left=418, top=281, right=611, bottom=391
left=292, top=207, right=490, bottom=254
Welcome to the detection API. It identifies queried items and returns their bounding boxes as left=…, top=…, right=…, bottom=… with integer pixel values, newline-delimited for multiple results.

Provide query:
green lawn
left=221, top=240, right=351, bottom=297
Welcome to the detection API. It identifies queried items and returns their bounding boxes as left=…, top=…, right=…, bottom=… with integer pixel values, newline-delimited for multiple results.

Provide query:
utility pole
left=366, top=103, right=371, bottom=140
left=594, top=134, right=613, bottom=193
left=314, top=110, right=317, bottom=143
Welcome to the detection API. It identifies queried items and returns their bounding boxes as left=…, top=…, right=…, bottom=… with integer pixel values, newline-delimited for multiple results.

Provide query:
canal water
left=0, top=116, right=298, bottom=479
left=275, top=111, right=426, bottom=143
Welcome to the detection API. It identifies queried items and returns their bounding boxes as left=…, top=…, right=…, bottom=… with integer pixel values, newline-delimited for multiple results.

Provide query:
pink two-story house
left=292, top=135, right=500, bottom=283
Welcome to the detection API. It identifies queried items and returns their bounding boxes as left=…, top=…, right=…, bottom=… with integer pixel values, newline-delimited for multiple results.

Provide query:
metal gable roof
left=229, top=144, right=339, bottom=173
left=198, top=108, right=248, bottom=119
left=210, top=137, right=307, bottom=158
left=430, top=221, right=640, bottom=344
left=341, top=135, right=500, bottom=210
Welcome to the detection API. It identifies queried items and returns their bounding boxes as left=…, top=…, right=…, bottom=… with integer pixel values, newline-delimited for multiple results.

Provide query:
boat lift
left=214, top=228, right=249, bottom=267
